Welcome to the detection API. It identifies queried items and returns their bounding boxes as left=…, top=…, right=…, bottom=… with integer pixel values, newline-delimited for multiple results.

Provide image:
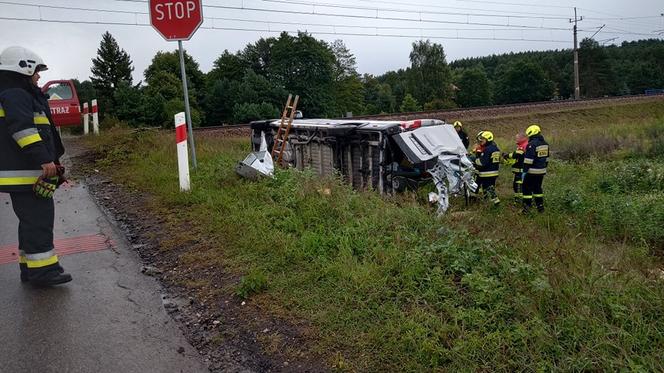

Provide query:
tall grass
left=82, top=103, right=664, bottom=371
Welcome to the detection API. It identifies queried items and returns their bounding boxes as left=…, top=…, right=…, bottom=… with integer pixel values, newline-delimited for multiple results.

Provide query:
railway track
left=193, top=93, right=664, bottom=134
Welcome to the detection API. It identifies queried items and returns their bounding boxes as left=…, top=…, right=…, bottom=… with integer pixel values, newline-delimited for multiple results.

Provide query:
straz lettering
left=50, top=107, right=70, bottom=115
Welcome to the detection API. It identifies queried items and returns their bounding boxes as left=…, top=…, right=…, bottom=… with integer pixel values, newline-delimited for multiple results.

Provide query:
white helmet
left=0, top=46, right=47, bottom=76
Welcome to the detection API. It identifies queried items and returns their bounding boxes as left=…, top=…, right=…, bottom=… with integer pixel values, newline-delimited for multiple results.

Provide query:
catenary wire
left=0, top=0, right=574, bottom=31
left=0, top=15, right=571, bottom=43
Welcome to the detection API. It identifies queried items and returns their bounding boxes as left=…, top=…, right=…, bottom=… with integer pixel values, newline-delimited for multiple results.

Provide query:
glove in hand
left=55, top=165, right=67, bottom=187
left=34, top=177, right=57, bottom=199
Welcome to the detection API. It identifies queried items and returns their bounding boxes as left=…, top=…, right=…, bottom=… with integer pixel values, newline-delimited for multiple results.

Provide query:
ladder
left=271, top=94, right=299, bottom=167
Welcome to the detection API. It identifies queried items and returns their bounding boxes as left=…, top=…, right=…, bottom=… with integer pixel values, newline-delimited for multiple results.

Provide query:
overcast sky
left=1, top=0, right=662, bottom=84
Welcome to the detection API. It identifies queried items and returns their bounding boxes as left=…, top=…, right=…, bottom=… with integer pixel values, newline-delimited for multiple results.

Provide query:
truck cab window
left=46, top=83, right=73, bottom=100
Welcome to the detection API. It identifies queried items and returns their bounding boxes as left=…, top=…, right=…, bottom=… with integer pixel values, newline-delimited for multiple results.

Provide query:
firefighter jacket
left=505, top=140, right=528, bottom=174
left=523, top=134, right=549, bottom=175
left=474, top=141, right=501, bottom=178
left=0, top=76, right=62, bottom=192
left=457, top=129, right=470, bottom=149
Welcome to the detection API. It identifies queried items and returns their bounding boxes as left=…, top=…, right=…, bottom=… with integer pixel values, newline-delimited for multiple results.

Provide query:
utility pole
left=571, top=7, right=583, bottom=100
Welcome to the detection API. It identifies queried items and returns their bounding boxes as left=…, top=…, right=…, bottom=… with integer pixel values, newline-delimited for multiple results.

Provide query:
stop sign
left=149, top=0, right=203, bottom=41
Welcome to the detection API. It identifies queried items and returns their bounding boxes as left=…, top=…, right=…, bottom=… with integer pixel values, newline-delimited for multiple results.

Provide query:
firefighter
left=473, top=131, right=501, bottom=206
left=522, top=124, right=550, bottom=213
left=453, top=120, right=469, bottom=149
left=0, top=46, right=72, bottom=285
left=502, top=132, right=528, bottom=203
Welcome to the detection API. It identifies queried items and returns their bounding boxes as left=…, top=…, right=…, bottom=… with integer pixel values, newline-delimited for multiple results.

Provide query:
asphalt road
left=0, top=173, right=209, bottom=372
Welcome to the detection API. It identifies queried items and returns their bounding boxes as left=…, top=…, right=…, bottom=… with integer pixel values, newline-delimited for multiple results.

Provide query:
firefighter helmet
left=0, top=46, right=47, bottom=76
left=453, top=120, right=463, bottom=128
left=478, top=131, right=494, bottom=142
left=526, top=124, right=541, bottom=137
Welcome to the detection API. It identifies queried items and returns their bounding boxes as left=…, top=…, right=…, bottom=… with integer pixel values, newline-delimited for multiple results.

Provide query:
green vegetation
left=83, top=101, right=664, bottom=371
left=452, top=39, right=664, bottom=100
left=79, top=31, right=664, bottom=127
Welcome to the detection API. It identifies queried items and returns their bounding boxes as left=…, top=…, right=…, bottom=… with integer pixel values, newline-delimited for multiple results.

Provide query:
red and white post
left=175, top=112, right=191, bottom=191
left=91, top=99, right=99, bottom=135
left=82, top=102, right=89, bottom=135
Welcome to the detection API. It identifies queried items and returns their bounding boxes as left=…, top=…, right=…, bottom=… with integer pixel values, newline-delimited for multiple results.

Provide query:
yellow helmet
left=478, top=131, right=494, bottom=142
left=526, top=124, right=541, bottom=137
left=453, top=120, right=463, bottom=128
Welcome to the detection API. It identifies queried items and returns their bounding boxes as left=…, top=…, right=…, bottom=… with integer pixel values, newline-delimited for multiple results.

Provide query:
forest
left=78, top=32, right=664, bottom=126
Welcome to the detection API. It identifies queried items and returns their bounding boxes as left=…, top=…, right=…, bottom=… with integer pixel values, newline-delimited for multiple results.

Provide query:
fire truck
left=41, top=80, right=81, bottom=127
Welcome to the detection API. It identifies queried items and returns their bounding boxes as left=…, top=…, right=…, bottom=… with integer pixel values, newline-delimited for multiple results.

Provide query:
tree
left=144, top=51, right=204, bottom=125
left=400, top=93, right=421, bottom=112
left=207, top=50, right=248, bottom=83
left=202, top=78, right=239, bottom=125
left=331, top=39, right=357, bottom=79
left=113, top=81, right=145, bottom=127
left=579, top=38, right=616, bottom=97
left=268, top=32, right=336, bottom=118
left=330, top=40, right=364, bottom=117
left=72, top=79, right=98, bottom=107
left=144, top=50, right=205, bottom=91
left=90, top=31, right=134, bottom=115
left=456, top=65, right=492, bottom=107
left=494, top=60, right=554, bottom=104
left=408, top=40, right=453, bottom=104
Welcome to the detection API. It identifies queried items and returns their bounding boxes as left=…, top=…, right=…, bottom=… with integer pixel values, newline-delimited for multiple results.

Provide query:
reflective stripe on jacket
left=474, top=141, right=501, bottom=178
left=0, top=85, right=58, bottom=192
left=523, top=134, right=549, bottom=175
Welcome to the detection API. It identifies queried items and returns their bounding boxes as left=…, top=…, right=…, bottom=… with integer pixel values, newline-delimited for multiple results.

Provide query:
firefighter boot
left=535, top=195, right=545, bottom=213
left=487, top=186, right=500, bottom=206
left=29, top=265, right=72, bottom=287
left=522, top=197, right=533, bottom=214
left=19, top=263, right=28, bottom=282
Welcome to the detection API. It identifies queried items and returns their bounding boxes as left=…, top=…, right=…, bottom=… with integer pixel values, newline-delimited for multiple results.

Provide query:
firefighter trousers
left=9, top=192, right=63, bottom=280
left=477, top=176, right=500, bottom=205
left=522, top=174, right=545, bottom=212
left=512, top=173, right=523, bottom=201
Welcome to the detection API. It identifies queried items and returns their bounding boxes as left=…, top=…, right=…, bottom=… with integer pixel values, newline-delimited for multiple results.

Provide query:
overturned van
left=244, top=118, right=477, bottom=214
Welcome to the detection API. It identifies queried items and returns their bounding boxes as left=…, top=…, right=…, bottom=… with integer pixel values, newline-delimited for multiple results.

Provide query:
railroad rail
left=194, top=93, right=664, bottom=134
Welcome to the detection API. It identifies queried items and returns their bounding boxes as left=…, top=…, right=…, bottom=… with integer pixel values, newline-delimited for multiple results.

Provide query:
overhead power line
left=0, top=16, right=571, bottom=43
left=349, top=0, right=572, bottom=18
left=0, top=0, right=573, bottom=31
left=254, top=0, right=571, bottom=20
left=451, top=0, right=573, bottom=10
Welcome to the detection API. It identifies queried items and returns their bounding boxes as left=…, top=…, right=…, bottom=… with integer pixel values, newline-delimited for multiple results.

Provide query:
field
left=81, top=100, right=664, bottom=371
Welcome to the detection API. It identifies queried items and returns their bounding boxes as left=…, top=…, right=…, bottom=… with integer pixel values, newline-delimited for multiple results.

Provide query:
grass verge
left=82, top=101, right=664, bottom=371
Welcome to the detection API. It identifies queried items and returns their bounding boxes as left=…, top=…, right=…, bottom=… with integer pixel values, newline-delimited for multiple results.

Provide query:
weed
left=235, top=269, right=269, bottom=299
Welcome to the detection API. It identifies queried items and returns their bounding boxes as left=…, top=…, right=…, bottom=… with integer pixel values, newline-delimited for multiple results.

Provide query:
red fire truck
left=41, top=80, right=81, bottom=127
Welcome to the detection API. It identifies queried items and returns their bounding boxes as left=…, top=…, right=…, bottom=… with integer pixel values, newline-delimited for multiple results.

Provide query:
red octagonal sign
left=149, top=0, right=203, bottom=41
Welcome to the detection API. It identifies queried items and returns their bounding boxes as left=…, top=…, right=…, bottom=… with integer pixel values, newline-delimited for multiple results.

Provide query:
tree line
left=77, top=31, right=664, bottom=127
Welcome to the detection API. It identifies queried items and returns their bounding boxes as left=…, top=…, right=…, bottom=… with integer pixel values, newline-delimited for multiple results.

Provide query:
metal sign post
left=149, top=0, right=203, bottom=169
left=178, top=40, right=197, bottom=168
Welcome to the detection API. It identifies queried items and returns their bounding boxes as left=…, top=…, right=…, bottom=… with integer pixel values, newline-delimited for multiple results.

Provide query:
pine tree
left=90, top=31, right=134, bottom=114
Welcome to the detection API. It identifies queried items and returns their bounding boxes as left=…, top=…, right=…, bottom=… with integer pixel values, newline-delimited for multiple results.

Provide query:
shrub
left=235, top=269, right=268, bottom=299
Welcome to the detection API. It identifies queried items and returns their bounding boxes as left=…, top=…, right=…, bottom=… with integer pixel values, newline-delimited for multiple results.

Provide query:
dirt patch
left=65, top=138, right=327, bottom=373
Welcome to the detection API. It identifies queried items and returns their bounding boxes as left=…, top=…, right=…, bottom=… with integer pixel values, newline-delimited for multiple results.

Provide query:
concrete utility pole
left=571, top=7, right=583, bottom=100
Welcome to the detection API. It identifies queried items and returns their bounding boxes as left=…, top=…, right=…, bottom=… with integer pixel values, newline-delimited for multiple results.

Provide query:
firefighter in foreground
left=472, top=131, right=501, bottom=206
left=0, top=46, right=72, bottom=286
left=522, top=124, right=549, bottom=213
left=503, top=132, right=528, bottom=203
